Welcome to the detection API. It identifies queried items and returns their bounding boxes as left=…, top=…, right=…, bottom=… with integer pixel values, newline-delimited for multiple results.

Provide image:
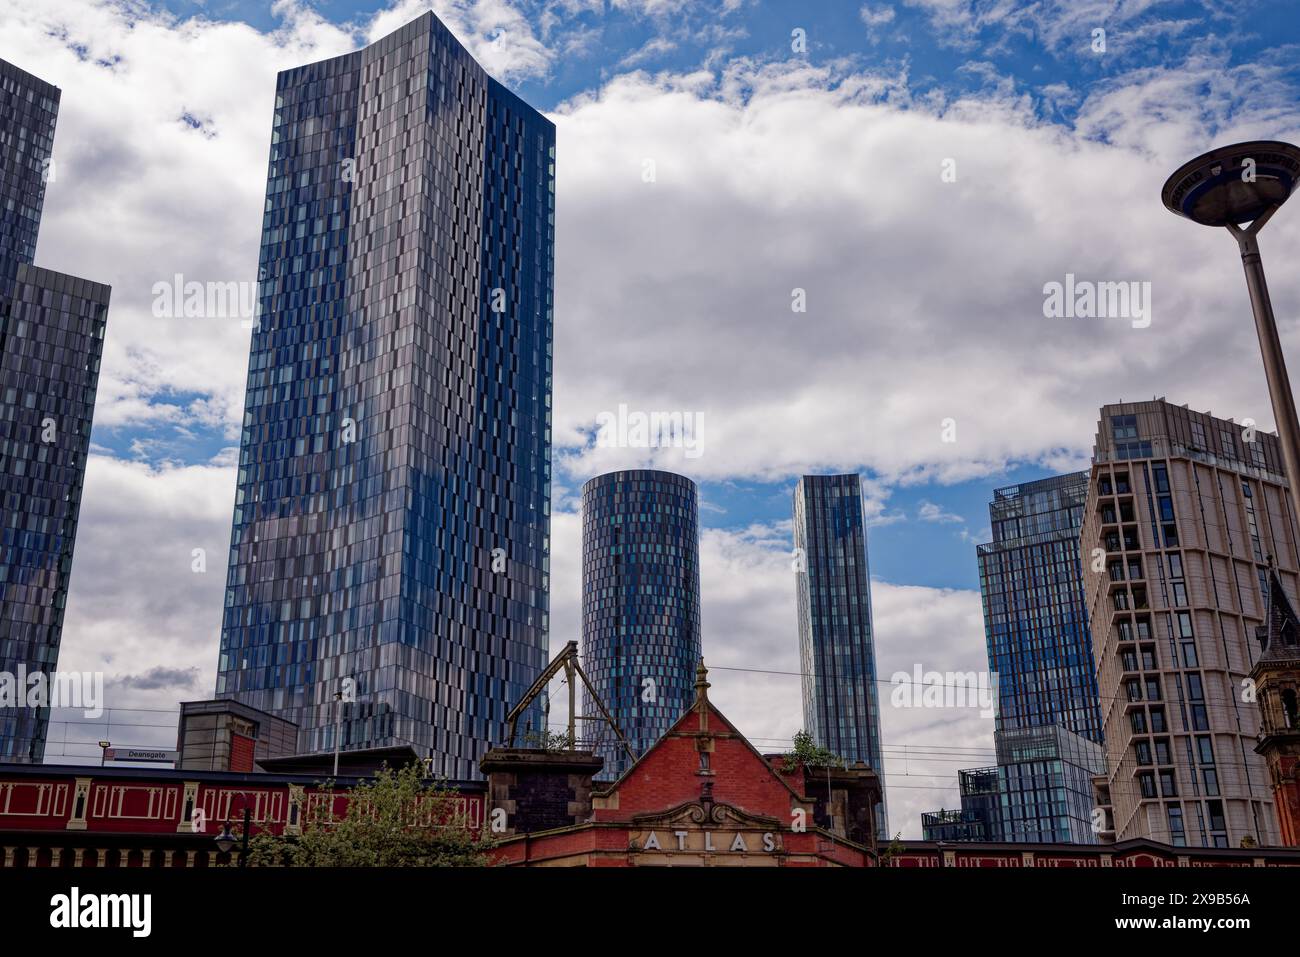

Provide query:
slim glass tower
left=0, top=59, right=110, bottom=762
left=581, top=469, right=702, bottom=779
left=215, top=13, right=556, bottom=779
left=793, top=473, right=888, bottom=839
left=977, top=472, right=1103, bottom=744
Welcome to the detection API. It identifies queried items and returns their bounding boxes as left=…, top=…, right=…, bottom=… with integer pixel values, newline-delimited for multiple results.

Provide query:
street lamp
left=1161, top=141, right=1300, bottom=494
left=213, top=806, right=253, bottom=867
left=98, top=741, right=111, bottom=767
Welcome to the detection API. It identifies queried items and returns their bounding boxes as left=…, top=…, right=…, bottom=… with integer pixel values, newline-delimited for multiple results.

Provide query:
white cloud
left=46, top=455, right=235, bottom=757
left=549, top=55, right=1300, bottom=491
left=918, top=500, right=964, bottom=523
left=860, top=3, right=897, bottom=29
left=901, top=0, right=1196, bottom=55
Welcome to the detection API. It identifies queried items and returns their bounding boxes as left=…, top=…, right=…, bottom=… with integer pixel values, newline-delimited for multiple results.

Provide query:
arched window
left=1282, top=689, right=1298, bottom=730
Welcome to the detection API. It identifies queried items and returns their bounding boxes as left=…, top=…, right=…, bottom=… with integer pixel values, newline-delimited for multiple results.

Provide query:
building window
left=1139, top=772, right=1157, bottom=799
left=1112, top=415, right=1139, bottom=440
left=1167, top=805, right=1186, bottom=846
left=1159, top=770, right=1177, bottom=797
left=1219, top=428, right=1238, bottom=459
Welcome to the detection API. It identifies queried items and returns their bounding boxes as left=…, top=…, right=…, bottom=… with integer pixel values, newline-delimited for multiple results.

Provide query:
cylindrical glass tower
left=582, top=469, right=702, bottom=779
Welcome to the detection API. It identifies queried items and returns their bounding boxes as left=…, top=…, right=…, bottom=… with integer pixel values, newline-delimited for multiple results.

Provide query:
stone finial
left=694, top=659, right=710, bottom=705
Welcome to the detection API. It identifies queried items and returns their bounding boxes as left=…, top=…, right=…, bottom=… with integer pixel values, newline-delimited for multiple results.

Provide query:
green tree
left=780, top=729, right=846, bottom=773
left=245, top=762, right=495, bottom=867
left=878, top=831, right=905, bottom=867
left=519, top=728, right=576, bottom=751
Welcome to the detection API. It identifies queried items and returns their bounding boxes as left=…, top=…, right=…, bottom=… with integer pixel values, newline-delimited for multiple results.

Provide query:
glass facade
left=0, top=59, right=57, bottom=302
left=977, top=472, right=1103, bottom=744
left=922, top=727, right=1104, bottom=844
left=0, top=59, right=110, bottom=762
left=995, top=725, right=1105, bottom=844
left=793, top=473, right=888, bottom=839
left=215, top=12, right=556, bottom=780
left=581, top=469, right=701, bottom=779
left=931, top=473, right=1106, bottom=843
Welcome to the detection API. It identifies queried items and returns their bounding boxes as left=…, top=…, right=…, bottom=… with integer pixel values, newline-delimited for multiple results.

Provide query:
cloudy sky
left=5, top=0, right=1300, bottom=836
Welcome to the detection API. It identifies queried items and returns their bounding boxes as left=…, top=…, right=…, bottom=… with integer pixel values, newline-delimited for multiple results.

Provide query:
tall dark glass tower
left=581, top=469, right=702, bottom=779
left=215, top=13, right=555, bottom=779
left=922, top=471, right=1105, bottom=845
left=0, top=59, right=111, bottom=762
left=977, top=472, right=1103, bottom=743
left=793, top=473, right=887, bottom=838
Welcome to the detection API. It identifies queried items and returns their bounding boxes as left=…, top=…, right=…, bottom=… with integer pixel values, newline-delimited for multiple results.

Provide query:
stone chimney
left=479, top=748, right=604, bottom=836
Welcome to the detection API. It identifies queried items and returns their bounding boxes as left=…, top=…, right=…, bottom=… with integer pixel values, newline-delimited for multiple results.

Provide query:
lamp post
left=214, top=805, right=253, bottom=867
left=98, top=741, right=111, bottom=766
left=1161, top=141, right=1300, bottom=495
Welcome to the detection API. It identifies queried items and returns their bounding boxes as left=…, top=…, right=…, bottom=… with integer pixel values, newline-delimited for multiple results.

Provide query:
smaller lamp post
left=213, top=805, right=254, bottom=867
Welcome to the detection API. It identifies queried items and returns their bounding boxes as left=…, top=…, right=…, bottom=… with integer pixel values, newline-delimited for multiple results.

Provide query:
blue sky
left=8, top=0, right=1300, bottom=829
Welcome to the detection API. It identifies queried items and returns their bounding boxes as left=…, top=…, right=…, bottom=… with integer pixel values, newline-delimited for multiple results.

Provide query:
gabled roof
left=593, top=661, right=812, bottom=809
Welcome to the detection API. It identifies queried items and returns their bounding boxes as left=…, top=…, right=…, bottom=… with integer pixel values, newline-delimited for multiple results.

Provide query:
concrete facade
left=1083, top=399, right=1294, bottom=848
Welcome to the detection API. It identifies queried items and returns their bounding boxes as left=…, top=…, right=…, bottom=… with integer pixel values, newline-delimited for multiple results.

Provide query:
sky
left=3, top=0, right=1300, bottom=837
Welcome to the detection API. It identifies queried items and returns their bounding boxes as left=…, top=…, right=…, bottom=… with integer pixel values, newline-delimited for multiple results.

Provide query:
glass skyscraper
left=923, top=472, right=1106, bottom=844
left=793, top=473, right=888, bottom=839
left=581, top=469, right=702, bottom=779
left=0, top=59, right=111, bottom=762
left=215, top=13, right=556, bottom=779
left=977, top=472, right=1103, bottom=744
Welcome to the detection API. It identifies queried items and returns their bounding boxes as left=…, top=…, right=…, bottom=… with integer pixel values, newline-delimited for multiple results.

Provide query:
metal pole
left=1230, top=216, right=1300, bottom=515
left=566, top=658, right=576, bottom=749
left=240, top=805, right=251, bottom=868
left=333, top=690, right=342, bottom=778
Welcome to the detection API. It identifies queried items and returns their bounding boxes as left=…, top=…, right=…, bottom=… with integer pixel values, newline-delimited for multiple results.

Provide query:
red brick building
left=0, top=763, right=483, bottom=867
left=4, top=664, right=1300, bottom=867
left=1251, top=570, right=1300, bottom=846
left=487, top=664, right=882, bottom=866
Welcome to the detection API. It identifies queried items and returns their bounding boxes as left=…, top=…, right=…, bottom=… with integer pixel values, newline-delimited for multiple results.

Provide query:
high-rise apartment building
left=793, top=473, right=888, bottom=839
left=214, top=13, right=556, bottom=779
left=1083, top=399, right=1291, bottom=847
left=978, top=472, right=1103, bottom=744
left=581, top=469, right=702, bottom=779
left=0, top=59, right=111, bottom=762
